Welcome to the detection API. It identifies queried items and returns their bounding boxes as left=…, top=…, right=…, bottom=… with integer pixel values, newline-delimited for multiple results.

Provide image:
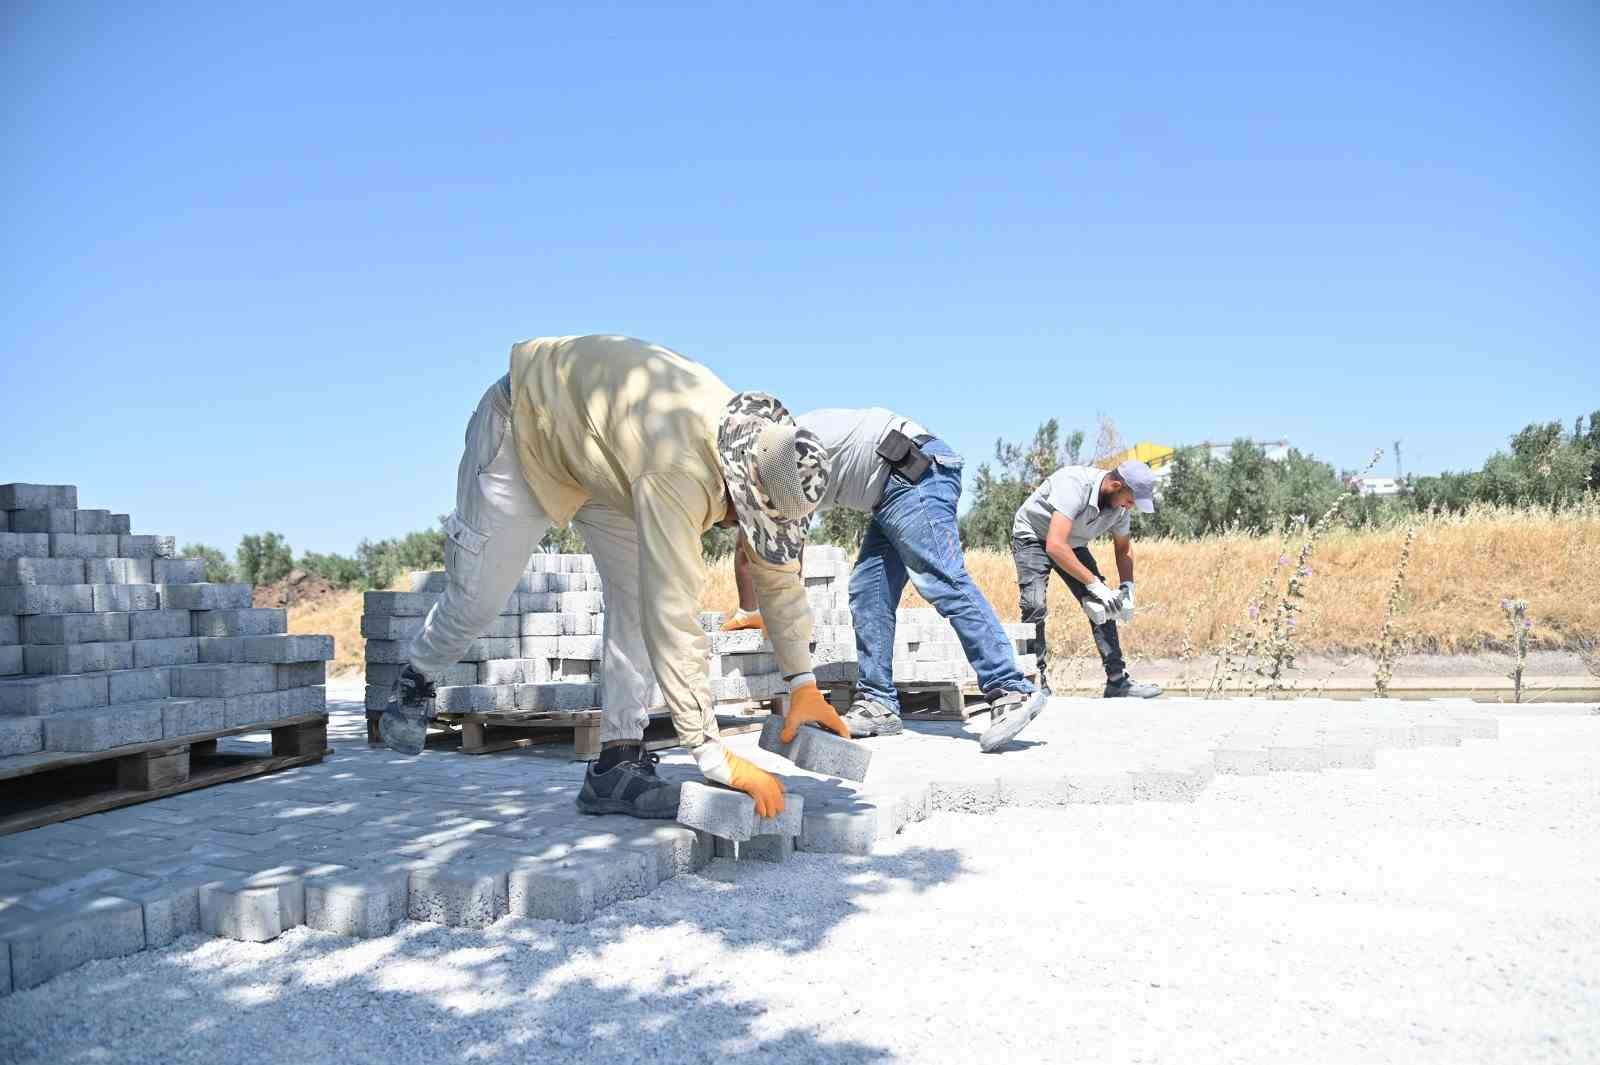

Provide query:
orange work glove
left=781, top=681, right=850, bottom=743
left=724, top=751, right=785, bottom=817
left=719, top=608, right=765, bottom=632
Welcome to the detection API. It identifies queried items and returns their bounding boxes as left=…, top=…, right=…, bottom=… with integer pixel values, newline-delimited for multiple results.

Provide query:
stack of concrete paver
left=362, top=553, right=614, bottom=717
left=0, top=685, right=1562, bottom=994
left=0, top=483, right=333, bottom=762
left=698, top=544, right=1039, bottom=703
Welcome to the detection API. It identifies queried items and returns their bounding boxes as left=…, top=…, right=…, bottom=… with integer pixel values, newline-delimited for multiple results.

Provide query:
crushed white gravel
left=2, top=717, right=1596, bottom=1065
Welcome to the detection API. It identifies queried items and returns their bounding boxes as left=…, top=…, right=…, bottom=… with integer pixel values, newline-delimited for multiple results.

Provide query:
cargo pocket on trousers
left=443, top=509, right=489, bottom=595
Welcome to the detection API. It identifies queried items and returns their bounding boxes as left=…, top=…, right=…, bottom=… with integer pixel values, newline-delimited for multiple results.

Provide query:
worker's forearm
left=732, top=547, right=760, bottom=612
left=1047, top=542, right=1097, bottom=586
left=1115, top=551, right=1134, bottom=585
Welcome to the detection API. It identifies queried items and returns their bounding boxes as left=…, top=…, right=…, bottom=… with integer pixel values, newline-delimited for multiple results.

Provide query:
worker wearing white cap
left=379, top=335, right=849, bottom=819
left=1011, top=459, right=1162, bottom=698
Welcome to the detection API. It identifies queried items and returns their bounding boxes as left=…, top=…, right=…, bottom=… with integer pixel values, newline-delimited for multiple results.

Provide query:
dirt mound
left=253, top=568, right=341, bottom=609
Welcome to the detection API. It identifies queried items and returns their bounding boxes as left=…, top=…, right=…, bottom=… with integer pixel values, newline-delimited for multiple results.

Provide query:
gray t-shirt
left=798, top=407, right=929, bottom=513
left=1013, top=465, right=1132, bottom=545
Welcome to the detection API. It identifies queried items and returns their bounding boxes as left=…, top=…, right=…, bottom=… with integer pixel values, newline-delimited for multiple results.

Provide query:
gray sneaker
left=978, top=689, right=1048, bottom=753
left=378, top=664, right=435, bottom=755
left=575, top=750, right=682, bottom=819
left=841, top=699, right=904, bottom=738
left=1104, top=675, right=1162, bottom=699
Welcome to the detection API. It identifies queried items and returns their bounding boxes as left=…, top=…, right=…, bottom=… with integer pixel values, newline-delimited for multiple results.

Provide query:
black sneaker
left=378, top=664, right=436, bottom=755
left=1104, top=675, right=1162, bottom=699
left=576, top=749, right=682, bottom=819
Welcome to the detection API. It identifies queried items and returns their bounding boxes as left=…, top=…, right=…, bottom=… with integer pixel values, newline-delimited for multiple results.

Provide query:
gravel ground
left=2, top=717, right=1596, bottom=1065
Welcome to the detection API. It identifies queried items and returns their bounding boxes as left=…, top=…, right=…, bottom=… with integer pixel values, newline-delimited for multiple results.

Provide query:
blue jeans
left=848, top=439, right=1036, bottom=713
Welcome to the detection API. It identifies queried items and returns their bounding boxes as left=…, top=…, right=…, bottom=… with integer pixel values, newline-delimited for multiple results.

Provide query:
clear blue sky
left=4, top=1, right=1595, bottom=554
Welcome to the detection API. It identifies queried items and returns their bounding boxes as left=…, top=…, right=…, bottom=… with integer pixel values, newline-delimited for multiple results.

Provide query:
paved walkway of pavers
left=0, top=676, right=1580, bottom=993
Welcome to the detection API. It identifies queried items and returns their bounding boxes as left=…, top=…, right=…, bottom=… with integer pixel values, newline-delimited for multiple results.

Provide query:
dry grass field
left=301, top=503, right=1599, bottom=677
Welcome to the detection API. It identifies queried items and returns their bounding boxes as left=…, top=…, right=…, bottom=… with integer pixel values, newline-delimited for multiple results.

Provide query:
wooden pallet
left=0, top=713, right=330, bottom=835
left=368, top=704, right=770, bottom=760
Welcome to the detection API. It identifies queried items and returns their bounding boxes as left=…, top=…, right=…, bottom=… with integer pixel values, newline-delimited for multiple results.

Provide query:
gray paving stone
left=0, top=646, right=20, bottom=677
left=276, top=662, right=326, bottom=689
left=0, top=584, right=96, bottom=615
left=0, top=558, right=86, bottom=586
left=157, top=697, right=226, bottom=737
left=361, top=614, right=517, bottom=640
left=366, top=662, right=476, bottom=688
left=0, top=532, right=50, bottom=560
left=0, top=616, right=16, bottom=644
left=47, top=533, right=120, bottom=558
left=158, top=583, right=252, bottom=610
left=22, top=611, right=130, bottom=645
left=716, top=834, right=793, bottom=862
left=0, top=714, right=42, bottom=754
left=223, top=690, right=289, bottom=728
left=798, top=804, right=880, bottom=855
left=171, top=663, right=277, bottom=698
left=151, top=558, right=205, bottom=583
left=758, top=715, right=872, bottom=782
left=43, top=703, right=164, bottom=751
left=106, top=863, right=241, bottom=948
left=363, top=591, right=441, bottom=617
left=505, top=851, right=654, bottom=923
left=677, top=782, right=755, bottom=841
left=519, top=613, right=562, bottom=637
left=478, top=658, right=553, bottom=685
left=83, top=558, right=153, bottom=585
left=515, top=682, right=599, bottom=712
left=281, top=686, right=325, bottom=716
left=132, top=636, right=199, bottom=668
left=93, top=584, right=161, bottom=612
left=107, top=667, right=171, bottom=704
left=407, top=861, right=508, bottom=927
left=0, top=894, right=144, bottom=990
left=73, top=510, right=115, bottom=534
left=0, top=484, right=77, bottom=510
left=0, top=940, right=8, bottom=996
left=189, top=608, right=288, bottom=637
left=304, top=870, right=409, bottom=937
left=24, top=640, right=135, bottom=676
left=556, top=635, right=603, bottom=659
left=117, top=535, right=162, bottom=559
left=0, top=672, right=109, bottom=715
left=435, top=684, right=519, bottom=712
left=16, top=867, right=160, bottom=909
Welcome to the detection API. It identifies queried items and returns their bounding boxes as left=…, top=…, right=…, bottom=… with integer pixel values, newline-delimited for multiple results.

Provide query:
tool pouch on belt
left=877, top=428, right=934, bottom=483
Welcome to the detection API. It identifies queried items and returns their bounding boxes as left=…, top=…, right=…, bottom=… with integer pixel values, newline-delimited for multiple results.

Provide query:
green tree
left=298, top=550, right=364, bottom=588
left=180, top=542, right=235, bottom=583
left=539, top=524, right=586, bottom=554
left=811, top=507, right=872, bottom=552
left=237, top=531, right=294, bottom=586
left=356, top=520, right=448, bottom=589
left=959, top=419, right=1086, bottom=549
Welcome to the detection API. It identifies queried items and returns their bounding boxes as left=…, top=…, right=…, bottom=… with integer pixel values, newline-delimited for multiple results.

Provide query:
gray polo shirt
left=1013, top=465, right=1132, bottom=545
left=798, top=407, right=929, bottom=513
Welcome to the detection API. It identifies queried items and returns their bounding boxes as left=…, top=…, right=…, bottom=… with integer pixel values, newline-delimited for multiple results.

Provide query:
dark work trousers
left=1011, top=536, right=1126, bottom=685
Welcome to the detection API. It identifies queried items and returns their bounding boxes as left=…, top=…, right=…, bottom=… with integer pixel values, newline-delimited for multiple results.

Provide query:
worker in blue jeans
left=729, top=408, right=1047, bottom=752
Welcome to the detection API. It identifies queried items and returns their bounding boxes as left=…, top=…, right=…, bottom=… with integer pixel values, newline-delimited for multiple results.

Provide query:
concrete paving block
left=107, top=667, right=171, bottom=704
left=223, top=690, right=289, bottom=729
left=200, top=866, right=312, bottom=942
left=0, top=616, right=16, bottom=644
left=212, top=634, right=334, bottom=664
left=435, top=684, right=519, bottom=712
left=107, top=864, right=242, bottom=948
left=518, top=592, right=559, bottom=613
left=520, top=636, right=559, bottom=658
left=305, top=870, right=409, bottom=937
left=0, top=532, right=51, bottom=560
left=1211, top=739, right=1272, bottom=775
left=48, top=533, right=120, bottom=559
left=0, top=714, right=42, bottom=754
left=708, top=629, right=770, bottom=654
left=758, top=715, right=872, bottom=782
left=556, top=591, right=603, bottom=613
left=457, top=636, right=521, bottom=662
left=0, top=558, right=86, bottom=586
left=928, top=777, right=1003, bottom=814
left=1130, top=766, right=1212, bottom=802
left=364, top=639, right=409, bottom=664
left=0, top=646, right=21, bottom=676
left=1414, top=718, right=1465, bottom=746
left=0, top=672, right=109, bottom=715
left=281, top=685, right=325, bottom=716
left=150, top=559, right=205, bottom=584
left=717, top=835, right=794, bottom=862
left=366, top=662, right=476, bottom=688
left=159, top=697, right=227, bottom=738
left=0, top=584, right=96, bottom=615
left=171, top=663, right=277, bottom=698
left=128, top=610, right=190, bottom=642
left=18, top=866, right=161, bottom=910
left=72, top=510, right=114, bottom=534
left=0, top=941, right=8, bottom=996
left=1318, top=733, right=1379, bottom=770
left=1454, top=715, right=1499, bottom=739
left=275, top=662, right=325, bottom=689
left=0, top=484, right=78, bottom=510
left=616, top=823, right=713, bottom=881
left=519, top=613, right=562, bottom=636
left=515, top=682, right=599, bottom=712
left=363, top=591, right=441, bottom=617
left=117, top=535, right=162, bottom=559
left=1266, top=738, right=1328, bottom=771
left=710, top=652, right=778, bottom=679
left=158, top=583, right=252, bottom=610
left=93, top=584, right=161, bottom=612
left=190, top=608, right=288, bottom=637
left=364, top=684, right=390, bottom=712
left=556, top=635, right=603, bottom=659
left=109, top=515, right=131, bottom=534
left=22, top=611, right=130, bottom=646
left=25, top=640, right=135, bottom=675
left=798, top=804, right=879, bottom=855
left=677, top=781, right=757, bottom=841
left=505, top=851, right=654, bottom=923
left=0, top=895, right=144, bottom=990
left=479, top=658, right=553, bottom=685
left=407, top=861, right=509, bottom=927
left=9, top=509, right=77, bottom=533
left=43, top=704, right=164, bottom=751
left=84, top=558, right=153, bottom=585
left=133, top=636, right=199, bottom=668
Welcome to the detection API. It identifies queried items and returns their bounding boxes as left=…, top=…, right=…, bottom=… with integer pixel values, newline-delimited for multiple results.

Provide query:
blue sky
left=3, top=1, right=1595, bottom=554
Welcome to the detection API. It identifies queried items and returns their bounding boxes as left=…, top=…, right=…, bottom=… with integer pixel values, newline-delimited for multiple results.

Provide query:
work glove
left=719, top=608, right=765, bottom=632
left=1080, top=580, right=1122, bottom=625
left=781, top=680, right=851, bottom=743
left=694, top=740, right=785, bottom=817
left=1116, top=581, right=1136, bottom=623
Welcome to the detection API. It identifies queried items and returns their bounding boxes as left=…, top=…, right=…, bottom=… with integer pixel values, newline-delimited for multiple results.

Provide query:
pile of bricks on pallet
left=0, top=483, right=333, bottom=759
left=698, top=544, right=1040, bottom=702
left=362, top=553, right=618, bottom=717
